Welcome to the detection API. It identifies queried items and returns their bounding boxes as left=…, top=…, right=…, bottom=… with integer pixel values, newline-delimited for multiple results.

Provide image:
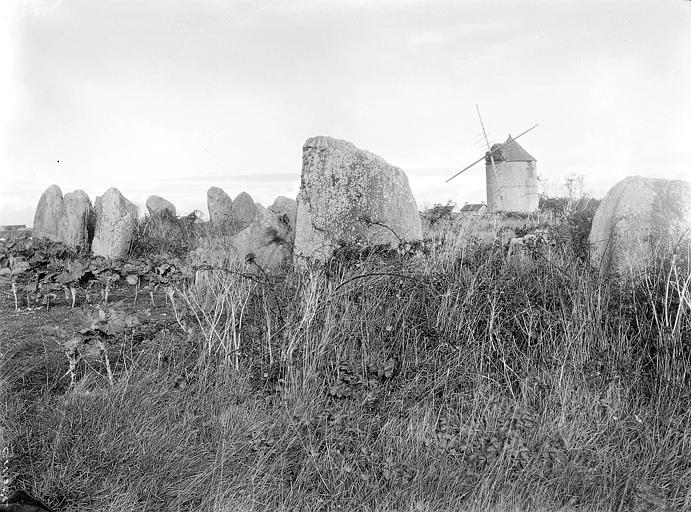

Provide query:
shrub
left=129, top=210, right=203, bottom=259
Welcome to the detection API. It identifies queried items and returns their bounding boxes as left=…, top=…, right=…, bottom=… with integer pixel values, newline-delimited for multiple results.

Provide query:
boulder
left=207, top=186, right=233, bottom=226
left=231, top=192, right=258, bottom=230
left=190, top=206, right=293, bottom=273
left=91, top=188, right=137, bottom=259
left=146, top=195, right=176, bottom=217
left=33, top=184, right=65, bottom=241
left=230, top=206, right=293, bottom=271
left=507, top=231, right=554, bottom=263
left=269, top=196, right=298, bottom=232
left=294, top=136, right=422, bottom=263
left=589, top=176, right=691, bottom=275
left=58, top=190, right=92, bottom=249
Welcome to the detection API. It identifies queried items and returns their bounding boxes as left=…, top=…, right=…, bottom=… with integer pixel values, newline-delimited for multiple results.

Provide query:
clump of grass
left=4, top=213, right=691, bottom=511
left=129, top=210, right=203, bottom=259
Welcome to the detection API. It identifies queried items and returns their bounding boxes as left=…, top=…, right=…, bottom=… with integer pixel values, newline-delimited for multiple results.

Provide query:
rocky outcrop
left=33, top=184, right=65, bottom=242
left=294, top=136, right=422, bottom=263
left=589, top=176, right=691, bottom=275
left=207, top=187, right=233, bottom=226
left=146, top=195, right=176, bottom=217
left=91, top=188, right=137, bottom=259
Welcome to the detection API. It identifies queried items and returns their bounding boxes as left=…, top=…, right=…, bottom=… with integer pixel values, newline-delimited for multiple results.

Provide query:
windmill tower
left=484, top=135, right=538, bottom=212
left=447, top=109, right=539, bottom=213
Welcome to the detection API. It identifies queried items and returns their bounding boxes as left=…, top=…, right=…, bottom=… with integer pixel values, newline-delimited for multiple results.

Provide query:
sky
left=1, top=0, right=690, bottom=226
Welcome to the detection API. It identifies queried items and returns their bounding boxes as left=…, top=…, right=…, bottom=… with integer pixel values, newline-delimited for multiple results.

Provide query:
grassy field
left=1, top=207, right=690, bottom=511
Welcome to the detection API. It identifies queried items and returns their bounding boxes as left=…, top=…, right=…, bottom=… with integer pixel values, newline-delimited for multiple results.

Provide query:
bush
left=129, top=210, right=203, bottom=259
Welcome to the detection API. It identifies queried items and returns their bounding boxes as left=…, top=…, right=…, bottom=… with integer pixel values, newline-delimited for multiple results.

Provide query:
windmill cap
left=488, top=136, right=536, bottom=162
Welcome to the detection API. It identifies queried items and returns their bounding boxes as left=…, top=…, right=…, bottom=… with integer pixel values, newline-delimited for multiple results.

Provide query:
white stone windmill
left=447, top=107, right=539, bottom=213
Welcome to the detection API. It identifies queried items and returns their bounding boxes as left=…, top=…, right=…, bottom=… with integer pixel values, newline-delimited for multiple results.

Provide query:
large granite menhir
left=294, top=136, right=422, bottom=263
left=207, top=186, right=233, bottom=226
left=91, top=188, right=138, bottom=259
left=589, top=176, right=691, bottom=276
left=231, top=191, right=258, bottom=231
left=33, top=184, right=65, bottom=242
left=59, top=190, right=92, bottom=249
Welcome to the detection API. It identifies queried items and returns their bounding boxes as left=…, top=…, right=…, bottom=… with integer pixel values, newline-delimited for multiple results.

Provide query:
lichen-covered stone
left=231, top=192, right=257, bottom=231
left=294, top=136, right=422, bottom=263
left=230, top=206, right=292, bottom=272
left=58, top=190, right=92, bottom=249
left=207, top=187, right=233, bottom=226
left=33, top=184, right=65, bottom=241
left=146, top=195, right=176, bottom=217
left=269, top=196, right=297, bottom=233
left=589, top=176, right=691, bottom=275
left=91, top=188, right=137, bottom=259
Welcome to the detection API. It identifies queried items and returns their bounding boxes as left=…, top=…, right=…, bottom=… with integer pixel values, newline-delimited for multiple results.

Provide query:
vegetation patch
left=1, top=210, right=690, bottom=511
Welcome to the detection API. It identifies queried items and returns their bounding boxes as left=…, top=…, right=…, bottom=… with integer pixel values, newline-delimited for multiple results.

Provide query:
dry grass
left=2, top=211, right=691, bottom=511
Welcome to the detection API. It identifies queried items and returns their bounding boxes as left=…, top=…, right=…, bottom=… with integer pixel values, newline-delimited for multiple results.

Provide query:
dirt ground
left=0, top=277, right=175, bottom=396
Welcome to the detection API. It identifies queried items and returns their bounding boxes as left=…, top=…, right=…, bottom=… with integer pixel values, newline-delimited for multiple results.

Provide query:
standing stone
left=126, top=199, right=139, bottom=224
left=231, top=192, right=258, bottom=230
left=33, top=184, right=65, bottom=241
left=58, top=190, right=92, bottom=249
left=94, top=196, right=102, bottom=215
left=294, top=136, right=422, bottom=263
left=207, top=187, right=233, bottom=226
left=269, top=196, right=298, bottom=233
left=91, top=188, right=137, bottom=259
left=589, top=176, right=691, bottom=275
left=146, top=195, right=176, bottom=217
left=231, top=206, right=293, bottom=271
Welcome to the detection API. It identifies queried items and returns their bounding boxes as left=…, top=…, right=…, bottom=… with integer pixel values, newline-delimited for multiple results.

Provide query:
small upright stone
left=91, top=188, right=137, bottom=259
left=207, top=186, right=233, bottom=226
left=294, top=136, right=422, bottom=263
left=269, top=196, right=297, bottom=233
left=231, top=192, right=258, bottom=230
left=58, top=190, right=92, bottom=249
left=33, top=184, right=65, bottom=241
left=231, top=206, right=293, bottom=272
left=146, top=195, right=176, bottom=217
left=589, top=176, right=691, bottom=275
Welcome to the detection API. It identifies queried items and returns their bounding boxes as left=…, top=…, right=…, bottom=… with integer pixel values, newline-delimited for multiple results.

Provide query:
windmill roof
left=490, top=136, right=536, bottom=162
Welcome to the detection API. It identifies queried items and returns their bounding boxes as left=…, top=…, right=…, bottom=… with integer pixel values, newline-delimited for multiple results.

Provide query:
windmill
left=448, top=107, right=539, bottom=213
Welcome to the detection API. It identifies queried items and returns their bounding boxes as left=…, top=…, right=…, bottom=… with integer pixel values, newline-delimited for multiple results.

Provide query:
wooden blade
left=446, top=123, right=539, bottom=183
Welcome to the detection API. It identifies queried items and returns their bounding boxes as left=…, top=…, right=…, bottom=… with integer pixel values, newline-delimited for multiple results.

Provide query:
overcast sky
left=1, top=0, right=690, bottom=226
